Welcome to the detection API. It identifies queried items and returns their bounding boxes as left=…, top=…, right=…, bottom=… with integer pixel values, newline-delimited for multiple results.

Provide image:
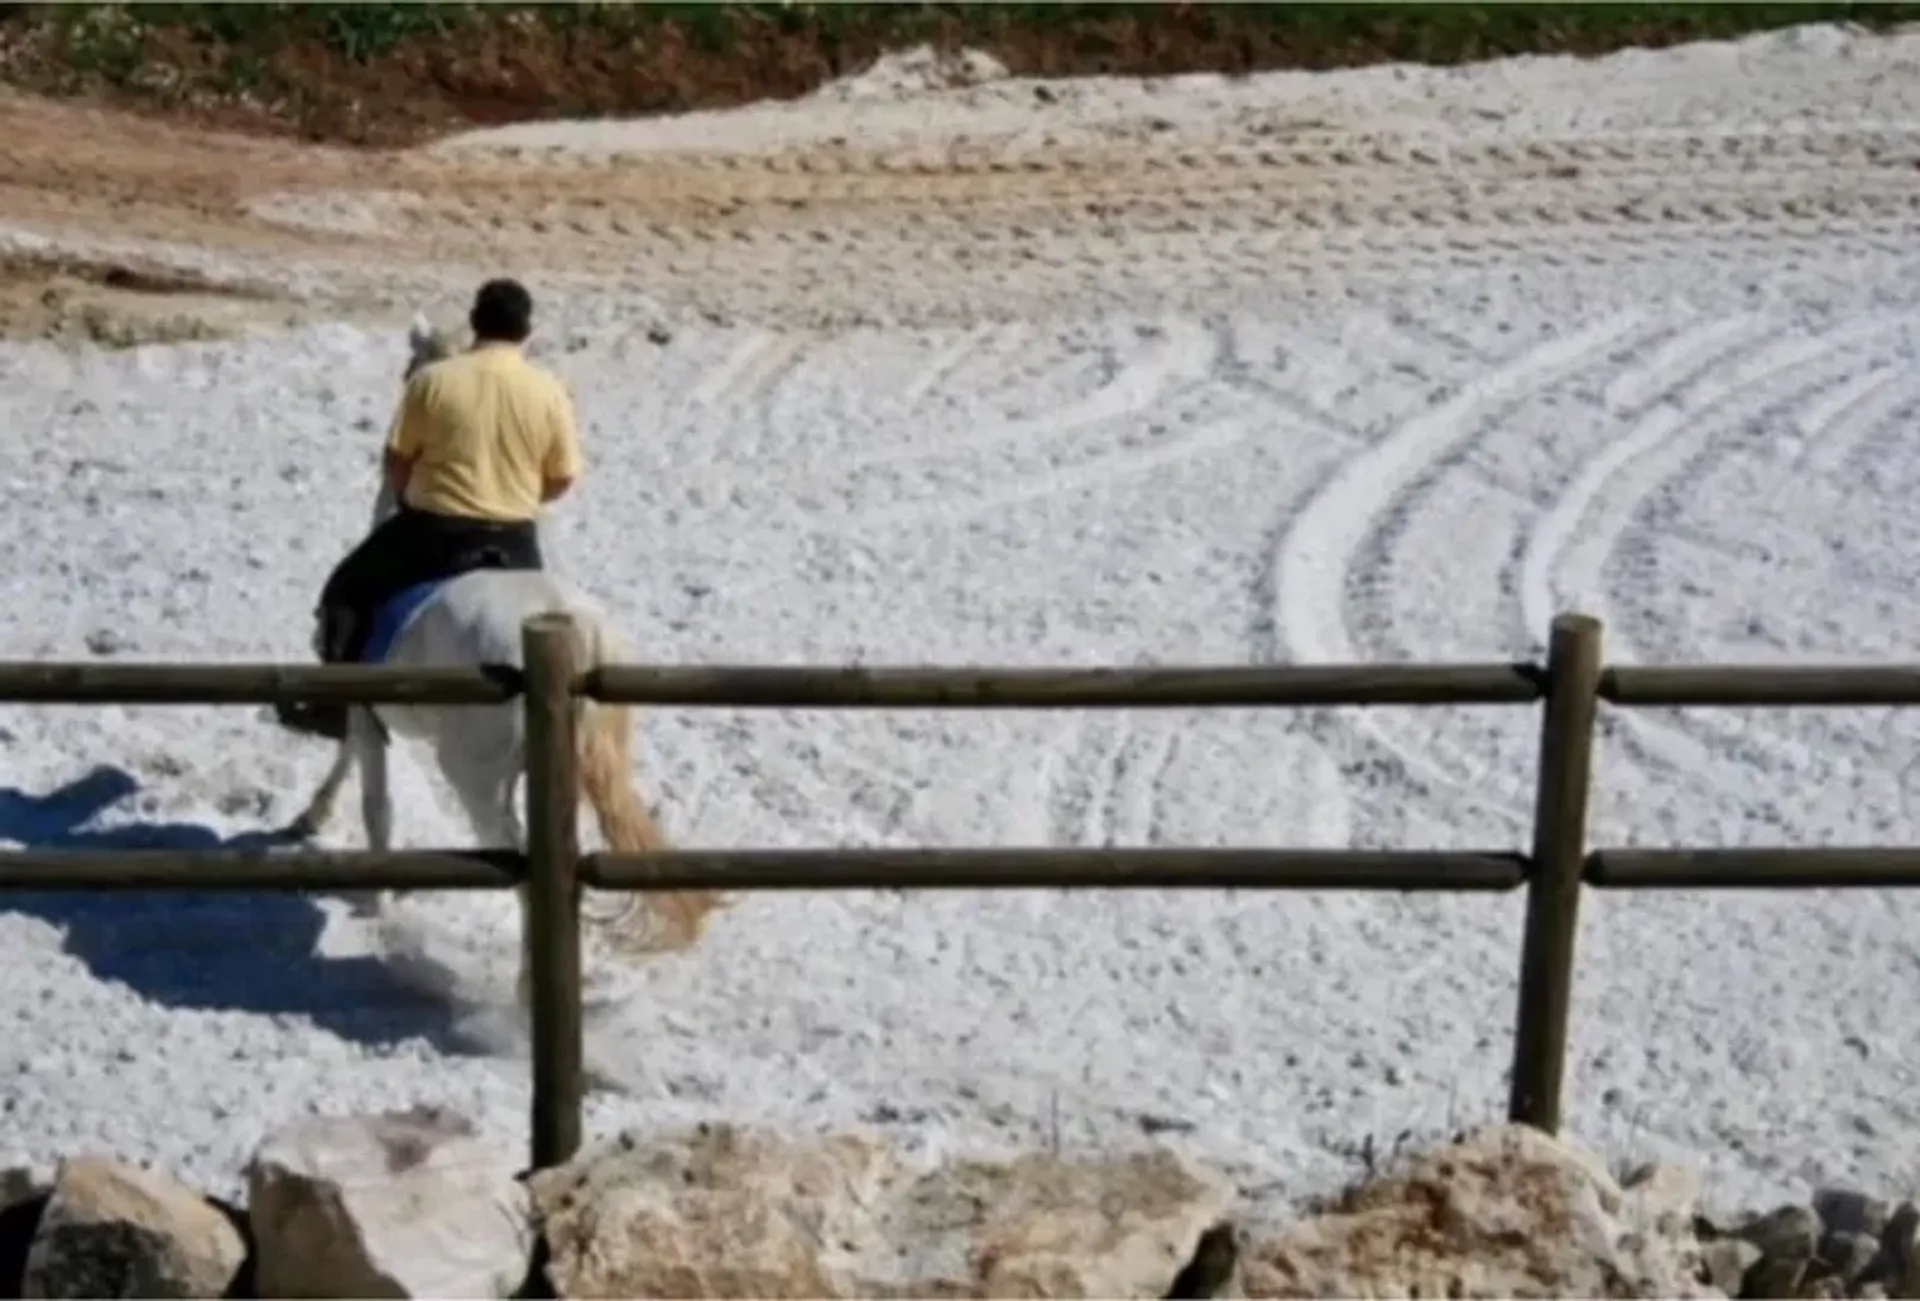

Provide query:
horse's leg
left=290, top=739, right=355, bottom=840
left=350, top=707, right=393, bottom=916
left=434, top=717, right=534, bottom=1012
left=434, top=717, right=522, bottom=850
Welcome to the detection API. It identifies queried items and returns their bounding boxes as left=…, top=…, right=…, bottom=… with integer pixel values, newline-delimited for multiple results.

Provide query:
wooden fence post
left=1508, top=611, right=1603, bottom=1133
left=523, top=613, right=585, bottom=1169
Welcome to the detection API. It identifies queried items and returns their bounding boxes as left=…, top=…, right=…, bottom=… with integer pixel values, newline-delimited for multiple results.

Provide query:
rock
left=20, top=1156, right=245, bottom=1299
left=528, top=1121, right=1235, bottom=1298
left=1881, top=1203, right=1920, bottom=1299
left=0, top=1170, right=44, bottom=1213
left=1698, top=1237, right=1762, bottom=1294
left=1170, top=1223, right=1240, bottom=1300
left=0, top=1170, right=52, bottom=1301
left=1820, top=1230, right=1883, bottom=1289
left=1740, top=1205, right=1823, bottom=1266
left=1233, top=1124, right=1713, bottom=1299
left=1815, top=1189, right=1891, bottom=1242
left=877, top=1146, right=1236, bottom=1297
left=1622, top=1162, right=1705, bottom=1238
left=529, top=1124, right=893, bottom=1298
left=247, top=1106, right=532, bottom=1299
left=1741, top=1254, right=1810, bottom=1299
left=1733, top=1218, right=1884, bottom=1301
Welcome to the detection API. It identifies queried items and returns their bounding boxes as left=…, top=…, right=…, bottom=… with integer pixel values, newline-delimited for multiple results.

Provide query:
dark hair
left=469, top=277, right=534, bottom=343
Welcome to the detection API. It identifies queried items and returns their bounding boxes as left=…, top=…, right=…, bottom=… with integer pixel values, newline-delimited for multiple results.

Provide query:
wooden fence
left=1, top=611, right=1918, bottom=1173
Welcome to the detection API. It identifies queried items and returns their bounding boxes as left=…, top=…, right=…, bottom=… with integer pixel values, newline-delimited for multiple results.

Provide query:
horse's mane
left=405, top=312, right=456, bottom=379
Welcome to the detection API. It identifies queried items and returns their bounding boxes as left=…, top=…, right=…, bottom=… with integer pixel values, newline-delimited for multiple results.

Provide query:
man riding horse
left=277, top=278, right=582, bottom=741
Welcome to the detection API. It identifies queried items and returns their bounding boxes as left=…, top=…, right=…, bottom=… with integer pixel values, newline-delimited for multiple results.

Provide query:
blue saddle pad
left=360, top=580, right=447, bottom=664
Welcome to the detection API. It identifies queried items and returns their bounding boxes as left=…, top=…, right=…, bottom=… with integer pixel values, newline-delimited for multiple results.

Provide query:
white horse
left=288, top=318, right=727, bottom=1000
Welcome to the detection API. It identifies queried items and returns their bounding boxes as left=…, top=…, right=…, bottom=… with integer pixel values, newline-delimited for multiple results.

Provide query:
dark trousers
left=317, top=505, right=543, bottom=663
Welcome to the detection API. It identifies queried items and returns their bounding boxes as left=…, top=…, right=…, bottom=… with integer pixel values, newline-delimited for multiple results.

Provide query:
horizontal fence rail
left=0, top=850, right=525, bottom=892
left=582, top=848, right=1531, bottom=892
left=0, top=663, right=520, bottom=706
left=1587, top=848, right=1920, bottom=889
left=582, top=662, right=1546, bottom=708
left=0, top=611, right=1916, bottom=1175
left=1602, top=664, right=1920, bottom=707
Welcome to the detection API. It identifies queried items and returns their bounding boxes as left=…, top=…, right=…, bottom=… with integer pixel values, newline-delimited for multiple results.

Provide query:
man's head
left=469, top=277, right=535, bottom=345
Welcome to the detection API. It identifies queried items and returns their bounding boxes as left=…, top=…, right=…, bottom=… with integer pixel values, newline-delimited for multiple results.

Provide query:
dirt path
left=6, top=28, right=1920, bottom=343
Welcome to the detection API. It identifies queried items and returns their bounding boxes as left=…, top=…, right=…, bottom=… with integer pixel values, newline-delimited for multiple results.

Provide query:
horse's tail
left=577, top=698, right=669, bottom=853
left=572, top=619, right=728, bottom=953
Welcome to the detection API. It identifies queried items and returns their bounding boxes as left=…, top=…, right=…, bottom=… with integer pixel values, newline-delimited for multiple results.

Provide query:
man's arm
left=540, top=383, right=583, bottom=504
left=384, top=375, right=432, bottom=498
left=383, top=449, right=414, bottom=497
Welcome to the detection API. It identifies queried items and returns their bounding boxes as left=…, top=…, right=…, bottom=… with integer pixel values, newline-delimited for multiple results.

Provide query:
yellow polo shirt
left=384, top=342, right=582, bottom=522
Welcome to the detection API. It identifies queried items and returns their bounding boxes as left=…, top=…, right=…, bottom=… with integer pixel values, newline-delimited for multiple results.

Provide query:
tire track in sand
left=1554, top=314, right=1903, bottom=624
left=1794, top=362, right=1920, bottom=482
left=391, top=126, right=1920, bottom=329
left=847, top=315, right=1216, bottom=474
left=1213, top=315, right=1374, bottom=447
left=784, top=323, right=1045, bottom=471
left=677, top=328, right=816, bottom=463
left=1516, top=310, right=1786, bottom=642
left=1047, top=712, right=1352, bottom=852
left=1513, top=313, right=1822, bottom=792
left=667, top=316, right=1222, bottom=625
left=1275, top=310, right=1657, bottom=662
left=10, top=92, right=1920, bottom=330
left=893, top=323, right=1004, bottom=409
left=661, top=317, right=1212, bottom=540
left=1539, top=312, right=1911, bottom=795
left=738, top=315, right=1217, bottom=543
left=1267, top=310, right=1659, bottom=824
left=825, top=412, right=1251, bottom=538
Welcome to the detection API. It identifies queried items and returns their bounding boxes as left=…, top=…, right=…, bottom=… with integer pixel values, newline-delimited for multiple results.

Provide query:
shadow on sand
left=0, top=764, right=492, bottom=1053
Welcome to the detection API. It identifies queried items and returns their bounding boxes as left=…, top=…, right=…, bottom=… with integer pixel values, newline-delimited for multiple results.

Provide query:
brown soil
left=0, top=85, right=401, bottom=344
left=0, top=72, right=1195, bottom=339
left=0, top=4, right=1912, bottom=342
left=10, top=6, right=1260, bottom=149
left=0, top=248, right=306, bottom=349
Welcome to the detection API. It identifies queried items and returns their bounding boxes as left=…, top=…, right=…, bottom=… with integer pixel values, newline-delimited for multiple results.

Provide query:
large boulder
left=1, top=1166, right=51, bottom=1299
left=526, top=1121, right=1235, bottom=1298
left=1233, top=1125, right=1715, bottom=1299
left=530, top=1124, right=895, bottom=1298
left=871, top=1145, right=1235, bottom=1298
left=20, top=1156, right=245, bottom=1299
left=246, top=1106, right=533, bottom=1299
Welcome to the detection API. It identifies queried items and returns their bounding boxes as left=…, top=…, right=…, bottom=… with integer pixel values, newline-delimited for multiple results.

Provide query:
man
left=276, top=278, right=581, bottom=741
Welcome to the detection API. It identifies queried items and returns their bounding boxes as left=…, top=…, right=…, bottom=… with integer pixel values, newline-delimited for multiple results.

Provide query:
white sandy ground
left=3, top=24, right=1920, bottom=1221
